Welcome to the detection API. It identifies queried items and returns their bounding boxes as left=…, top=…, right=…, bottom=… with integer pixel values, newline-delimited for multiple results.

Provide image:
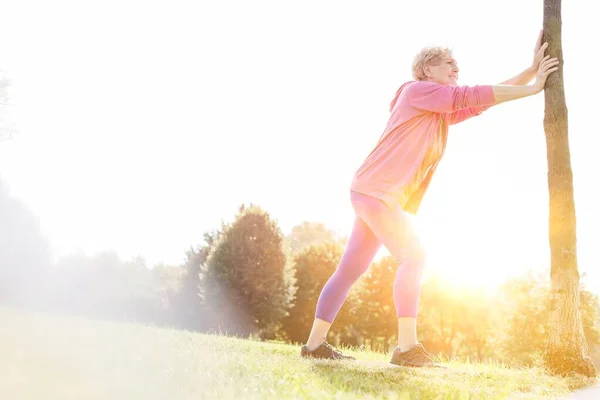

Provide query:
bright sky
left=0, top=0, right=598, bottom=291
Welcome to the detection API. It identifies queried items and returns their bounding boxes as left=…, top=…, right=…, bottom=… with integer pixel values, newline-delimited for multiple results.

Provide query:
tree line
left=2, top=184, right=599, bottom=366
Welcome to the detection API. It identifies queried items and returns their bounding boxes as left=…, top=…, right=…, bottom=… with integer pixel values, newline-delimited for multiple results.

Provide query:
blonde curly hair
left=412, top=46, right=453, bottom=81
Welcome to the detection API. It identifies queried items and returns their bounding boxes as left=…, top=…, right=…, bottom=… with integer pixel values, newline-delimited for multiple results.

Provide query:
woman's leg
left=350, top=192, right=426, bottom=351
left=304, top=216, right=381, bottom=351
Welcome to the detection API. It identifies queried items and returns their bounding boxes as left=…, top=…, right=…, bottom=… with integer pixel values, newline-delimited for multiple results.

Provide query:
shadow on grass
left=304, top=360, right=465, bottom=399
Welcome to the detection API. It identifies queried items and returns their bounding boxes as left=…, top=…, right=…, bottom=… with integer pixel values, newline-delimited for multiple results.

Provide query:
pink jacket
left=350, top=80, right=496, bottom=214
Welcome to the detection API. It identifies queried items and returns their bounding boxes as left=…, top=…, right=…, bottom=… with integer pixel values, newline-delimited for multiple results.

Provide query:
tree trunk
left=541, top=0, right=596, bottom=377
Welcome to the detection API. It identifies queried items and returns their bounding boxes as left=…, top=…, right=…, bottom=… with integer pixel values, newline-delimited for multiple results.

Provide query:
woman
left=300, top=31, right=559, bottom=367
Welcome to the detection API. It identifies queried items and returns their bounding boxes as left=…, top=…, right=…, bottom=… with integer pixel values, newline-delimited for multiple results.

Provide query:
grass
left=0, top=306, right=597, bottom=399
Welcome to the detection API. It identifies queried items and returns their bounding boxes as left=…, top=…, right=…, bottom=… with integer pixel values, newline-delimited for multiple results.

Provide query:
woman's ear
left=423, top=65, right=432, bottom=78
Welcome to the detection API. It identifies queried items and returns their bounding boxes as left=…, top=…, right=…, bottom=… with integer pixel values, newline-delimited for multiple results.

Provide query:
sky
left=0, top=0, right=598, bottom=291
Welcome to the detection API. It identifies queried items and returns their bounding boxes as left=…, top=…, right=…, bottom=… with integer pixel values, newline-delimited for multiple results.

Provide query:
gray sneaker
left=301, top=341, right=355, bottom=360
left=390, top=343, right=444, bottom=368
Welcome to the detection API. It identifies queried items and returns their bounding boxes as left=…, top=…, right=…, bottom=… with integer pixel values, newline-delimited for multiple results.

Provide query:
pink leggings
left=315, top=190, right=425, bottom=322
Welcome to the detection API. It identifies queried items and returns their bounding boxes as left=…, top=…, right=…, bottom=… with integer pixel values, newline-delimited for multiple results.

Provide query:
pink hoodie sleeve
left=446, top=105, right=491, bottom=125
left=405, top=81, right=496, bottom=113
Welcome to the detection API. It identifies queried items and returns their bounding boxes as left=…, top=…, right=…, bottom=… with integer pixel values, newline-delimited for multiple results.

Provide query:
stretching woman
left=300, top=31, right=559, bottom=367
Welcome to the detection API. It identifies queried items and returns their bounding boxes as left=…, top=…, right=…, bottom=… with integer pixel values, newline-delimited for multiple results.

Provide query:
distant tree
left=48, top=252, right=168, bottom=325
left=0, top=179, right=51, bottom=304
left=0, top=71, right=17, bottom=141
left=281, top=242, right=345, bottom=344
left=169, top=247, right=206, bottom=330
left=499, top=274, right=551, bottom=366
left=205, top=204, right=294, bottom=339
left=281, top=240, right=364, bottom=346
left=150, top=263, right=185, bottom=315
left=51, top=251, right=164, bottom=324
left=284, top=221, right=338, bottom=255
left=170, top=229, right=221, bottom=331
left=417, top=276, right=464, bottom=358
left=454, top=291, right=499, bottom=362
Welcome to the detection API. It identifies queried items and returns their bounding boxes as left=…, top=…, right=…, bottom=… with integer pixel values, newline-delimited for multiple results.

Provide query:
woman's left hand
left=530, top=30, right=549, bottom=72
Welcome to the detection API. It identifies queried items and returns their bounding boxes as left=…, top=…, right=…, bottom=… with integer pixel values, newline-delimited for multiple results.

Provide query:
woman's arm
left=490, top=84, right=538, bottom=103
left=446, top=32, right=554, bottom=124
left=446, top=54, right=557, bottom=124
left=409, top=55, right=558, bottom=112
left=448, top=80, right=540, bottom=124
left=492, top=55, right=558, bottom=104
left=499, top=68, right=536, bottom=86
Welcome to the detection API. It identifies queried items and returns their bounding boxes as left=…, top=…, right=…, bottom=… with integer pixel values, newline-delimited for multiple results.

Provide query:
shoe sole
left=302, top=355, right=356, bottom=361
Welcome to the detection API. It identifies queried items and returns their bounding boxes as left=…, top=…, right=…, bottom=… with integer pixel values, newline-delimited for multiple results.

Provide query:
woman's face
left=425, top=56, right=459, bottom=85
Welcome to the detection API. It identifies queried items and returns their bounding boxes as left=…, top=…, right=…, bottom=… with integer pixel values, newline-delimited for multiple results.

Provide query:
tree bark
left=541, top=0, right=596, bottom=377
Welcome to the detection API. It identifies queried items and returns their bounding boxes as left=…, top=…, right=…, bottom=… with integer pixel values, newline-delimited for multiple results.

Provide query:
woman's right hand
left=533, top=55, right=560, bottom=93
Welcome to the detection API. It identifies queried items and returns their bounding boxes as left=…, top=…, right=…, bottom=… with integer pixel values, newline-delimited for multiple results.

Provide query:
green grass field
left=0, top=306, right=597, bottom=399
